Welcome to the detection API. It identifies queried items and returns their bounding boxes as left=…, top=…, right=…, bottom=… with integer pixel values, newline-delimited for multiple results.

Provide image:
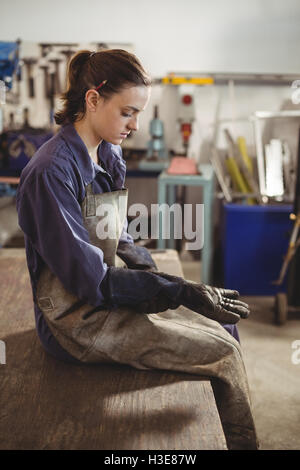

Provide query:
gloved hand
left=101, top=267, right=250, bottom=323
left=152, top=271, right=250, bottom=324
left=116, top=241, right=158, bottom=271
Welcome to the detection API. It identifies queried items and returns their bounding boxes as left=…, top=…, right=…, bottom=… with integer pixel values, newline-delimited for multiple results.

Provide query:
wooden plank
left=150, top=249, right=184, bottom=277
left=0, top=199, right=24, bottom=247
left=0, top=251, right=227, bottom=450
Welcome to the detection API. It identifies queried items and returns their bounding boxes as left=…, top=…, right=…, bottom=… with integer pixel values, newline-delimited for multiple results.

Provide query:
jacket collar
left=59, top=123, right=121, bottom=185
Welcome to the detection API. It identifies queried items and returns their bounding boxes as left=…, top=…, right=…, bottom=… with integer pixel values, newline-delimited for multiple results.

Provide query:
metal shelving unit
left=250, top=110, right=300, bottom=198
left=154, top=72, right=300, bottom=87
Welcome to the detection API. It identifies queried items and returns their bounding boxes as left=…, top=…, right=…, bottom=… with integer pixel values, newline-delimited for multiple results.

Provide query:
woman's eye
left=122, top=113, right=132, bottom=118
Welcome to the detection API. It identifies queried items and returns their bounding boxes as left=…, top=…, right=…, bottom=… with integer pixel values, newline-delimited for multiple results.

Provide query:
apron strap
left=85, top=183, right=96, bottom=217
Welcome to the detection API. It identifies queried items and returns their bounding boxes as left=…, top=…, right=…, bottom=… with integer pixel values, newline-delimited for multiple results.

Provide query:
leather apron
left=36, top=182, right=259, bottom=450
left=36, top=183, right=128, bottom=363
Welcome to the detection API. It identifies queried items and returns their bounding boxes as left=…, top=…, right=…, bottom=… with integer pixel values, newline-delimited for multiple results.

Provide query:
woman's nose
left=129, top=115, right=138, bottom=131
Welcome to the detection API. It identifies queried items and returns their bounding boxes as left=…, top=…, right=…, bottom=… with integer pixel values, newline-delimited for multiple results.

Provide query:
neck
left=74, top=119, right=102, bottom=164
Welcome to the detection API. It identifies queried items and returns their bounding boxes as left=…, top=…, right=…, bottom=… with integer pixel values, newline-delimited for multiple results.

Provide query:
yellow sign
left=162, top=76, right=214, bottom=85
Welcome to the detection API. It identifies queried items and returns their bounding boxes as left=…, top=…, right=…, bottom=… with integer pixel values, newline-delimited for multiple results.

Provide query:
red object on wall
left=181, top=122, right=192, bottom=142
left=182, top=94, right=192, bottom=105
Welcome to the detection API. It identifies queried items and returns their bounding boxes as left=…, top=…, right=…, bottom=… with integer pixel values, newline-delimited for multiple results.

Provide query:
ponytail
left=55, top=49, right=151, bottom=125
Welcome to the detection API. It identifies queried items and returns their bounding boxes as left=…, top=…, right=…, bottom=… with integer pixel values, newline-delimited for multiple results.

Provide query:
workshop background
left=0, top=0, right=300, bottom=450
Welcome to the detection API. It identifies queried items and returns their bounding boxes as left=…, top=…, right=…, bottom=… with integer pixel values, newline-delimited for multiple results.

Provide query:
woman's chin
left=108, top=137, right=125, bottom=145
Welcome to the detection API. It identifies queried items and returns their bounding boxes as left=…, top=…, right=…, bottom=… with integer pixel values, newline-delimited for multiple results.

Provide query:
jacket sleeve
left=16, top=168, right=108, bottom=306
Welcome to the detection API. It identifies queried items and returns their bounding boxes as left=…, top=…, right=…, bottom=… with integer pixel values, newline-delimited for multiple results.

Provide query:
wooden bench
left=0, top=196, right=24, bottom=248
left=0, top=248, right=227, bottom=450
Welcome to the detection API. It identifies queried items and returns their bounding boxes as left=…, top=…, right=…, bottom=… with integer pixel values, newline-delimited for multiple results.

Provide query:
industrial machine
left=139, top=75, right=214, bottom=171
left=138, top=105, right=169, bottom=171
left=146, top=105, right=168, bottom=161
left=176, top=86, right=195, bottom=156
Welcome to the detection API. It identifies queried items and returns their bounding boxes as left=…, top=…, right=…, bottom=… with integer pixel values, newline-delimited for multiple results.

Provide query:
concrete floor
left=180, top=253, right=300, bottom=451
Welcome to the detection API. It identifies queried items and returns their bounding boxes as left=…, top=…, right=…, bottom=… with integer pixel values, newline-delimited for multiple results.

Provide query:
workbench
left=0, top=196, right=24, bottom=248
left=0, top=248, right=227, bottom=450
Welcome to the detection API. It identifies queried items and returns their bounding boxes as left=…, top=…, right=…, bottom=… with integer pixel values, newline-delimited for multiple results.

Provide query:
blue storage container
left=222, top=203, right=293, bottom=295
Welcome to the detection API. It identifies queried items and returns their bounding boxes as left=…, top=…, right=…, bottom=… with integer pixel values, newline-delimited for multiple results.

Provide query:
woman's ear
left=85, top=89, right=100, bottom=112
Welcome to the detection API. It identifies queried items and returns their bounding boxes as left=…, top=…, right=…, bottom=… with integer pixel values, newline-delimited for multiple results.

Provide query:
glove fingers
left=214, top=305, right=241, bottom=324
left=222, top=297, right=250, bottom=309
left=182, top=298, right=240, bottom=324
left=193, top=305, right=240, bottom=324
left=220, top=289, right=240, bottom=299
left=221, top=298, right=250, bottom=319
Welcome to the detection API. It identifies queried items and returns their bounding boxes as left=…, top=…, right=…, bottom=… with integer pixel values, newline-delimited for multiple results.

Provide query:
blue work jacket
left=16, top=123, right=133, bottom=361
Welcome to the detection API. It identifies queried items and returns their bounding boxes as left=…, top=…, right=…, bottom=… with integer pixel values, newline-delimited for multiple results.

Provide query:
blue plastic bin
left=222, top=203, right=293, bottom=295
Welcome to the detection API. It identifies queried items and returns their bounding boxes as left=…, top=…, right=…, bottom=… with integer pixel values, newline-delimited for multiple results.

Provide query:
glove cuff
left=117, top=241, right=158, bottom=271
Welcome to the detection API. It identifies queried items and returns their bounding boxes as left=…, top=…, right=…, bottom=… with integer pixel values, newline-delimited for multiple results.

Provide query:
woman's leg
left=82, top=306, right=258, bottom=450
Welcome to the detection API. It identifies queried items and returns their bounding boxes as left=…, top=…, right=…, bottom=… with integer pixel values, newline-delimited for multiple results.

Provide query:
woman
left=16, top=49, right=258, bottom=450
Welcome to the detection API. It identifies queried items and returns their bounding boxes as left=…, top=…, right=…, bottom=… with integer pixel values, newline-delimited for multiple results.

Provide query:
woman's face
left=89, top=85, right=151, bottom=145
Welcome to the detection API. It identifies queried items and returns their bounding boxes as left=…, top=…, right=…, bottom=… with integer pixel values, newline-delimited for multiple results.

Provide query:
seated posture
left=16, top=49, right=259, bottom=450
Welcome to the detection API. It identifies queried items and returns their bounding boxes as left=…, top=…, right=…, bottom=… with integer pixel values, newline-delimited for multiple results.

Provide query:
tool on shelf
left=49, top=58, right=62, bottom=95
left=23, top=58, right=37, bottom=98
left=224, top=128, right=259, bottom=204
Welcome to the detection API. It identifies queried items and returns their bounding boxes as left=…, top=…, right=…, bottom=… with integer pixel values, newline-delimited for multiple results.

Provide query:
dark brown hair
left=55, top=49, right=152, bottom=125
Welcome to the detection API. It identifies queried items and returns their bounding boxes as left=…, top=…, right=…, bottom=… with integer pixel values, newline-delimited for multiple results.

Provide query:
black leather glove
left=101, top=267, right=250, bottom=323
left=101, top=267, right=180, bottom=313
left=116, top=241, right=158, bottom=271
left=152, top=271, right=250, bottom=324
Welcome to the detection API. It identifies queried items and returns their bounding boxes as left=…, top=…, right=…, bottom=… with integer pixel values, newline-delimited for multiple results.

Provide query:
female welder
left=16, top=49, right=258, bottom=450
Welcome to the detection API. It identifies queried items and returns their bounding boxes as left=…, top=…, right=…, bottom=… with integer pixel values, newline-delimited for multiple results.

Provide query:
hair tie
left=90, top=52, right=96, bottom=58
left=95, top=80, right=107, bottom=91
